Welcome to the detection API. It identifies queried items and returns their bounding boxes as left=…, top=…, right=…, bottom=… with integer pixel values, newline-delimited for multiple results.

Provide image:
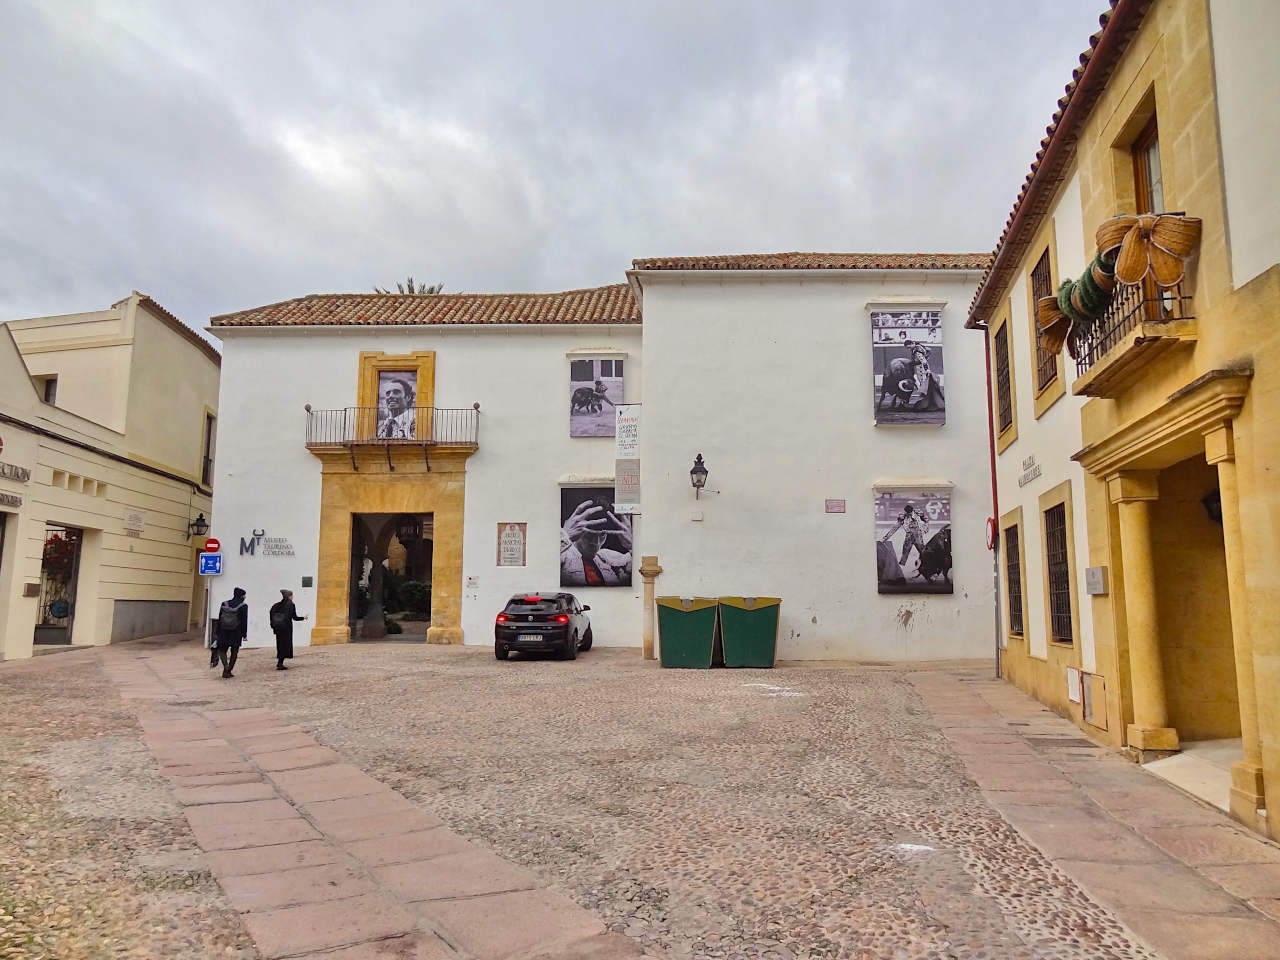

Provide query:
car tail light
left=523, top=597, right=542, bottom=602
left=496, top=614, right=507, bottom=623
left=556, top=615, right=569, bottom=623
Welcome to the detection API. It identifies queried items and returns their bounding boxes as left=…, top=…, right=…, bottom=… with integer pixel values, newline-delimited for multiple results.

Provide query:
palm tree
left=374, top=276, right=444, bottom=295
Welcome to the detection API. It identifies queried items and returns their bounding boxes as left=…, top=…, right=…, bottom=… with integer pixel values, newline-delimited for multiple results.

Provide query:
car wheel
left=563, top=633, right=578, bottom=660
left=579, top=626, right=593, bottom=651
left=495, top=642, right=509, bottom=660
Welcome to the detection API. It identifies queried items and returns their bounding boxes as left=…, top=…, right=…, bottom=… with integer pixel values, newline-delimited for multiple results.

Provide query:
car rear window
left=505, top=597, right=559, bottom=613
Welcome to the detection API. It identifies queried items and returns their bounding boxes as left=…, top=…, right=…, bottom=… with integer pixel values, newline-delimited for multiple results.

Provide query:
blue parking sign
left=199, top=552, right=223, bottom=576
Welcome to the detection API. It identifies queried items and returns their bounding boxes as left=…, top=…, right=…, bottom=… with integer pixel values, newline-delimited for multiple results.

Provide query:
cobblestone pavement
left=5, top=636, right=1280, bottom=960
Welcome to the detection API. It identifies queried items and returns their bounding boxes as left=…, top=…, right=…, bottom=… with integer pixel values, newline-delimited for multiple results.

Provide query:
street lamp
left=187, top=513, right=210, bottom=539
left=690, top=454, right=708, bottom=499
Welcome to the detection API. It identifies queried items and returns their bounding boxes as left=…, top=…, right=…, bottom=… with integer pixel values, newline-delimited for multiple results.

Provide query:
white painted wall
left=212, top=325, right=643, bottom=650
left=633, top=269, right=995, bottom=661
left=1210, top=0, right=1280, bottom=288
left=990, top=172, right=1098, bottom=671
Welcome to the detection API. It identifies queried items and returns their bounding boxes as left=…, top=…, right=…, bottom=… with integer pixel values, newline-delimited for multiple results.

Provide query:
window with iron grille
left=1031, top=250, right=1058, bottom=390
left=1004, top=524, right=1023, bottom=635
left=1045, top=503, right=1073, bottom=642
left=994, top=323, right=1013, bottom=432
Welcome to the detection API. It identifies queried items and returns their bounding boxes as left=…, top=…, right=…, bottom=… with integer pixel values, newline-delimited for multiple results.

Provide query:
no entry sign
left=204, top=537, right=221, bottom=553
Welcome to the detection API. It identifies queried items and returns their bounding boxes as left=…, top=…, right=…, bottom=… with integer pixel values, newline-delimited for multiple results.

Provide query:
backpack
left=270, top=603, right=288, bottom=629
left=218, top=601, right=241, bottom=631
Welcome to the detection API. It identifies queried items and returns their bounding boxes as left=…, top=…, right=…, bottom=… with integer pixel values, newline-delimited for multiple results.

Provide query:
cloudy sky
left=1, top=0, right=1105, bottom=342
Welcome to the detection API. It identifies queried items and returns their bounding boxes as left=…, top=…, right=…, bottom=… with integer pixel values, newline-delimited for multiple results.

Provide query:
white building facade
left=210, top=254, right=994, bottom=661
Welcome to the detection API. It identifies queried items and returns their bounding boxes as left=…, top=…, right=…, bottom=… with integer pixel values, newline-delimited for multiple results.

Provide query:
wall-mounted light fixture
left=187, top=513, right=210, bottom=539
left=1201, top=490, right=1222, bottom=525
left=690, top=454, right=708, bottom=499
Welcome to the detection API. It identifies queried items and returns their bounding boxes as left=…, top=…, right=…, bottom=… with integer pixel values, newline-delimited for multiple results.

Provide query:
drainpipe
left=982, top=328, right=1002, bottom=679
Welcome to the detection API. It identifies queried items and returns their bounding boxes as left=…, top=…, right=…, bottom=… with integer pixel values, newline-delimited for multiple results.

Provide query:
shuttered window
left=1031, top=250, right=1058, bottom=391
left=994, top=323, right=1013, bottom=432
left=1045, top=503, right=1073, bottom=642
left=1004, top=525, right=1023, bottom=636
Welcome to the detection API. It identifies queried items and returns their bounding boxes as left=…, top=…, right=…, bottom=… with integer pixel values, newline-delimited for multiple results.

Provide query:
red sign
left=204, top=538, right=221, bottom=553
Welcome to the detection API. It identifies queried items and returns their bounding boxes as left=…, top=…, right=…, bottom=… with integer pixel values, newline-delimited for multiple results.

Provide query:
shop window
left=1030, top=250, right=1058, bottom=391
left=1044, top=502, right=1073, bottom=643
left=1004, top=524, right=1024, bottom=636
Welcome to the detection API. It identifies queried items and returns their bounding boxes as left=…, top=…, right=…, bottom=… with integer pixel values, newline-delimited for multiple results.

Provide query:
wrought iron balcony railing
left=1073, top=281, right=1194, bottom=380
left=305, top=407, right=479, bottom=448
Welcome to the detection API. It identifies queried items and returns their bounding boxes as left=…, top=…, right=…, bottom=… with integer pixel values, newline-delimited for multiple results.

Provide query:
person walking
left=215, top=587, right=248, bottom=678
left=269, top=589, right=307, bottom=670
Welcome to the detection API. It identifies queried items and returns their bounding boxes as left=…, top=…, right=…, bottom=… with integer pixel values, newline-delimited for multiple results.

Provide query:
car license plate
left=518, top=634, right=542, bottom=642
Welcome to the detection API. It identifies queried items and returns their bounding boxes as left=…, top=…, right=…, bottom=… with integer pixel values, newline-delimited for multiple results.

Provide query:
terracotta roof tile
left=967, top=0, right=1152, bottom=328
left=210, top=284, right=639, bottom=328
left=631, top=252, right=990, bottom=271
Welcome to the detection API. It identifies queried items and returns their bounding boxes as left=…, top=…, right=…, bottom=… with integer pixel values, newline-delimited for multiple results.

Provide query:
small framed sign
left=825, top=499, right=847, bottom=514
left=497, top=522, right=527, bottom=566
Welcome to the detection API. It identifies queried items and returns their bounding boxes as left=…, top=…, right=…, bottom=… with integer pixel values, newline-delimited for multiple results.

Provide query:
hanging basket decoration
left=1095, top=213, right=1202, bottom=287
left=1036, top=251, right=1118, bottom=358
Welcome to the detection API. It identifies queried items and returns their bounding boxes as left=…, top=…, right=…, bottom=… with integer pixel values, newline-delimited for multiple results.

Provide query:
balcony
left=1072, top=281, right=1196, bottom=398
left=305, top=407, right=479, bottom=467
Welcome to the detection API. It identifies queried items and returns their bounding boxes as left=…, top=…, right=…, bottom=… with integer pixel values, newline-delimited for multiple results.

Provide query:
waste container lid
left=718, top=597, right=781, bottom=610
left=655, top=597, right=718, bottom=612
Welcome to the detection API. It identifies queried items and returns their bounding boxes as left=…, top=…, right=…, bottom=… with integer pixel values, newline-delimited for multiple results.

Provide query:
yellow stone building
left=0, top=293, right=220, bottom=658
left=969, top=0, right=1280, bottom=838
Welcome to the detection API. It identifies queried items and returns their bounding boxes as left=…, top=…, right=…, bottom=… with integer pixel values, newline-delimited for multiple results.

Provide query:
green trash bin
left=718, top=597, right=781, bottom=668
left=656, top=597, right=718, bottom=668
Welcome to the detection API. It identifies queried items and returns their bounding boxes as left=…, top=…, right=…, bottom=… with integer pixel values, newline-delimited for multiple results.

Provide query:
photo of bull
left=917, top=525, right=952, bottom=583
left=570, top=385, right=604, bottom=414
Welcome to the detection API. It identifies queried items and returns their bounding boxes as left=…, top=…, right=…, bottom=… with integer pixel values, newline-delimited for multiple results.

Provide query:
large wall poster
left=560, top=487, right=633, bottom=587
left=872, top=311, right=945, bottom=424
left=377, top=370, right=418, bottom=439
left=876, top=488, right=953, bottom=594
left=569, top=357, right=623, bottom=437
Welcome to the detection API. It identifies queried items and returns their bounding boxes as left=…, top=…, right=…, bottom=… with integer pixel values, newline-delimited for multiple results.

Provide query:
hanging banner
left=615, top=404, right=641, bottom=459
left=615, top=460, right=640, bottom=514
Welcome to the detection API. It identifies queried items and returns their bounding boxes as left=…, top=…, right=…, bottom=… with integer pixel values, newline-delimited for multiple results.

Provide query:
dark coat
left=270, top=599, right=304, bottom=659
left=216, top=599, right=248, bottom=649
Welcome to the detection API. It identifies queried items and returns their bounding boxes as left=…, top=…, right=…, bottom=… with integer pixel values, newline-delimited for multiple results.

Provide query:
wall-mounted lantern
left=690, top=454, right=708, bottom=499
left=187, top=513, right=210, bottom=539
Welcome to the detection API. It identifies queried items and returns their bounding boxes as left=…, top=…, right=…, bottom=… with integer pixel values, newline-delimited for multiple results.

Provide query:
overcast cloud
left=1, top=0, right=1104, bottom=341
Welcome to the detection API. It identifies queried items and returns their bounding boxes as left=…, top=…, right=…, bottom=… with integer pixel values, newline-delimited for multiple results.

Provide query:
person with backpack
left=215, top=587, right=248, bottom=678
left=268, top=589, right=306, bottom=670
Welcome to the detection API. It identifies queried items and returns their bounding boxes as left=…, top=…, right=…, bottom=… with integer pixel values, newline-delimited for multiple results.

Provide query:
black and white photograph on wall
left=875, top=488, right=953, bottom=593
left=377, top=370, right=417, bottom=439
left=560, top=486, right=632, bottom=587
left=569, top=357, right=623, bottom=437
left=872, top=311, right=945, bottom=424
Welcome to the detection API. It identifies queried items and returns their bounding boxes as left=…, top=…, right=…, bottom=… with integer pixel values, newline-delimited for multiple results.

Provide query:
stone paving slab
left=174, top=781, right=280, bottom=805
left=376, top=848, right=541, bottom=901
left=1117, top=909, right=1280, bottom=960
left=1201, top=863, right=1280, bottom=900
left=190, top=815, right=324, bottom=851
left=321, top=809, right=446, bottom=842
left=185, top=797, right=301, bottom=822
left=348, top=828, right=477, bottom=867
left=415, top=888, right=606, bottom=960
left=220, top=861, right=380, bottom=911
left=205, top=839, right=352, bottom=877
left=1141, top=824, right=1280, bottom=866
left=294, top=932, right=459, bottom=959
left=241, top=892, right=419, bottom=958
left=255, top=744, right=344, bottom=771
left=303, top=790, right=421, bottom=824
left=241, top=732, right=318, bottom=754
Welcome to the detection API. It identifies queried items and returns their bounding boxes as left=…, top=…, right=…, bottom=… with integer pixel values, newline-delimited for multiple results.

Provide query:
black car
left=495, top=593, right=592, bottom=660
